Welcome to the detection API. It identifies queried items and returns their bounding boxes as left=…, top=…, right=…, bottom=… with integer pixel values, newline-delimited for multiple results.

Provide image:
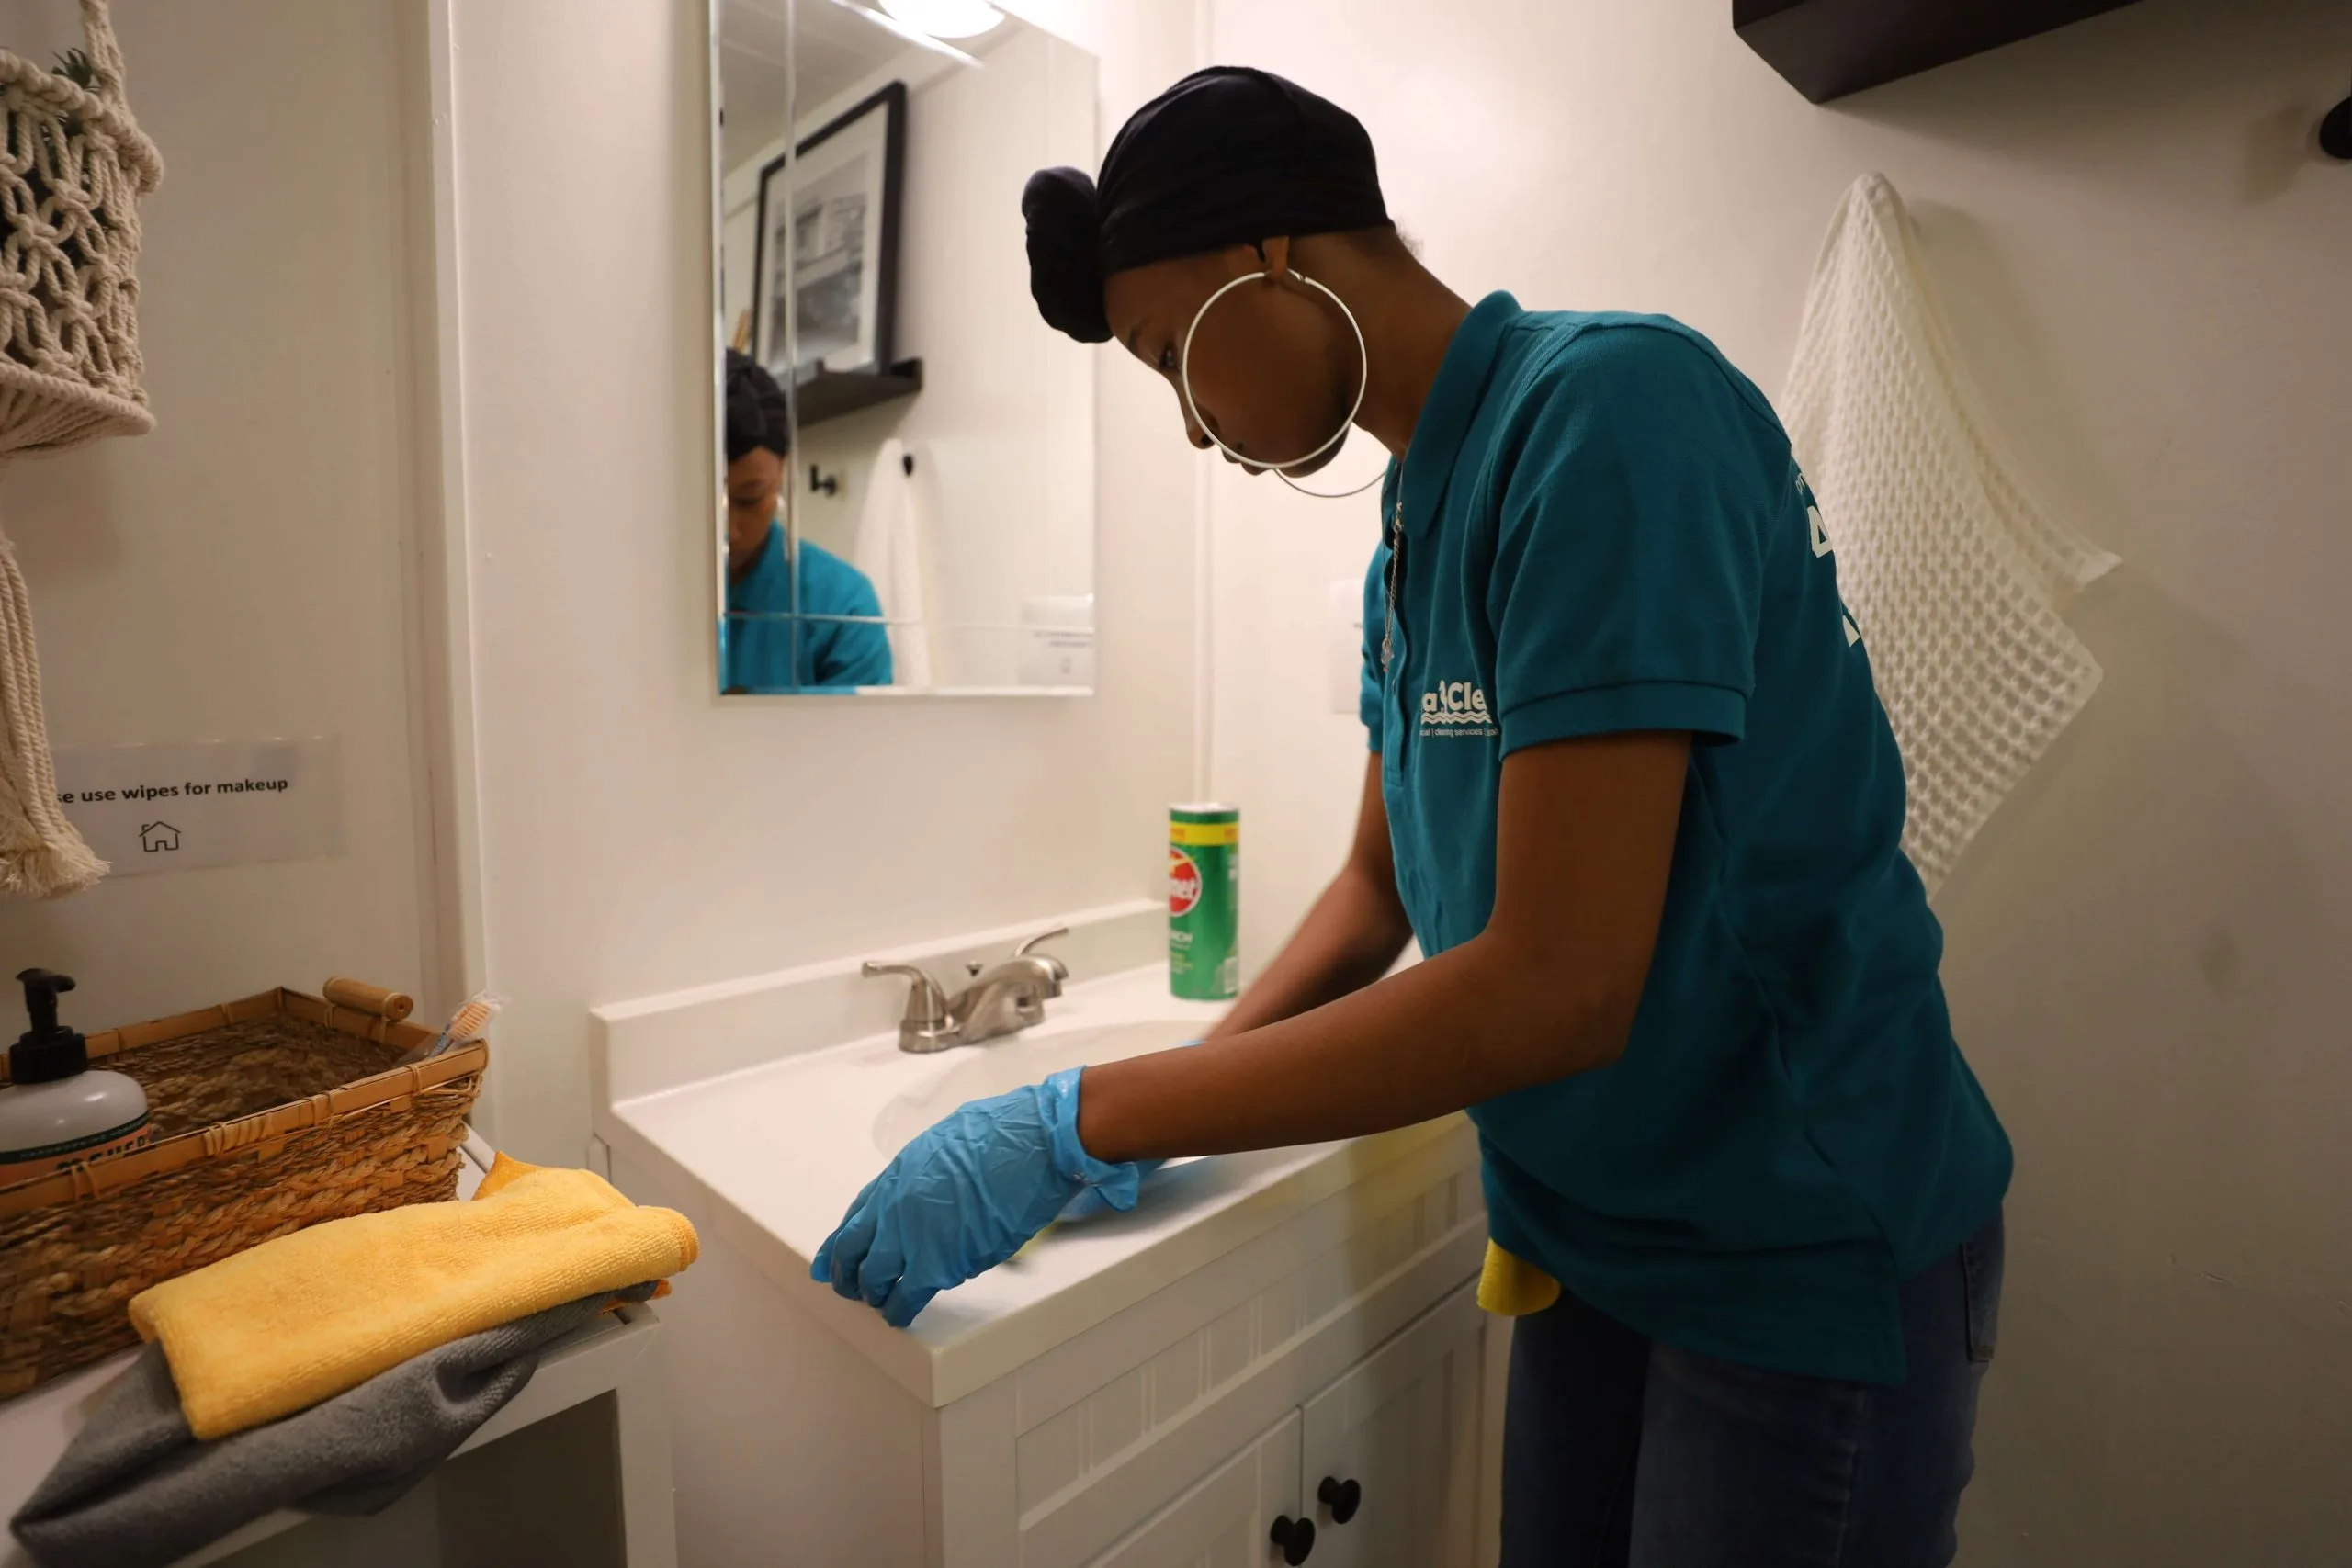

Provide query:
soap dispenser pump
left=0, top=969, right=151, bottom=1185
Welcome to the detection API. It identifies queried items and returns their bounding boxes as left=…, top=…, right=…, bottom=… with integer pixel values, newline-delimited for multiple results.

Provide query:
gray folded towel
left=10, top=1283, right=656, bottom=1568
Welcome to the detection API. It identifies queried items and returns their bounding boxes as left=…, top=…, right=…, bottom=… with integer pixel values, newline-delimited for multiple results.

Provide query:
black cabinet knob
left=1317, top=1475, right=1363, bottom=1524
left=1269, top=1513, right=1317, bottom=1564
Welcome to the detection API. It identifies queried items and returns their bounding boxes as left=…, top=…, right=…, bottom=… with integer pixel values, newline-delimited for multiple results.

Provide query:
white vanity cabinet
left=1295, top=1290, right=1487, bottom=1568
left=610, top=1113, right=1499, bottom=1568
left=1085, top=1287, right=1488, bottom=1568
left=1085, top=1411, right=1302, bottom=1568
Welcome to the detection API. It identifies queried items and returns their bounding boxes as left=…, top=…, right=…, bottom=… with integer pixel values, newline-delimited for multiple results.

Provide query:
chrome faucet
left=863, top=928, right=1069, bottom=1054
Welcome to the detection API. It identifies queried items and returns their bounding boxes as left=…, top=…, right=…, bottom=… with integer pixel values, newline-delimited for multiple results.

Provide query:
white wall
left=0, top=0, right=433, bottom=1038
left=442, top=0, right=1202, bottom=1164
left=1204, top=0, right=2352, bottom=1561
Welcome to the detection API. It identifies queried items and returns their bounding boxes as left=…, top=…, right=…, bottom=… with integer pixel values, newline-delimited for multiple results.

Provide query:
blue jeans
left=1500, top=1213, right=2003, bottom=1568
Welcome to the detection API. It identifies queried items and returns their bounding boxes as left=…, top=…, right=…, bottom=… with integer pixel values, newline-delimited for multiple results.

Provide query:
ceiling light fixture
left=879, top=0, right=1003, bottom=40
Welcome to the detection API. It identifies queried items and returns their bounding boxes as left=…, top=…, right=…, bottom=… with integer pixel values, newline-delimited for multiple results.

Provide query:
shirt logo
left=1420, top=681, right=1498, bottom=739
left=1797, top=469, right=1864, bottom=648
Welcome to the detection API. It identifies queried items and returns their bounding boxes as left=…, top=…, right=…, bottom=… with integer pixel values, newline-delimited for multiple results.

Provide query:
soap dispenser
left=0, top=969, right=151, bottom=1185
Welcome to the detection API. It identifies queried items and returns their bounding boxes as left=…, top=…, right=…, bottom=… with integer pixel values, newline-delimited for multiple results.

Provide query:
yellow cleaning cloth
left=471, top=1153, right=671, bottom=1304
left=129, top=1160, right=698, bottom=1440
left=1477, top=1238, right=1562, bottom=1316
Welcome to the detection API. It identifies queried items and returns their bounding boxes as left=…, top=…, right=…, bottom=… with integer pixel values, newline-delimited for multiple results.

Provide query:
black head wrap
left=724, top=348, right=791, bottom=464
left=1022, top=66, right=1389, bottom=344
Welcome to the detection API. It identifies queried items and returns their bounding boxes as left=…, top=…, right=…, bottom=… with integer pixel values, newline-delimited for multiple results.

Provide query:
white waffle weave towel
left=1782, top=174, right=2116, bottom=895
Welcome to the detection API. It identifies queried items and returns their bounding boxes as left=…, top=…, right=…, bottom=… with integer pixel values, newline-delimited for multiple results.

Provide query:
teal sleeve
left=1360, top=546, right=1387, bottom=748
left=1487, top=327, right=1769, bottom=756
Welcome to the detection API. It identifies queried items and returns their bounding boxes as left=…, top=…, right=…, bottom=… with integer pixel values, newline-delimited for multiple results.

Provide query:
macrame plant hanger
left=0, top=0, right=163, bottom=897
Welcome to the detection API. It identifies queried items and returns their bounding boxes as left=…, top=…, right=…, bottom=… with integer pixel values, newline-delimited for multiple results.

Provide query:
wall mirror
left=714, top=0, right=1101, bottom=696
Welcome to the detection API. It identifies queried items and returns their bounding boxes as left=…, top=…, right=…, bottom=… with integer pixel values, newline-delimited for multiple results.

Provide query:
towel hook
left=808, top=464, right=839, bottom=496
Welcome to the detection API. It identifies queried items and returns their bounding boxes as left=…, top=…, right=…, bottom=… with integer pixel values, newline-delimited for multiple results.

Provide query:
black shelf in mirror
left=796, top=358, right=923, bottom=429
left=1735, top=0, right=2145, bottom=103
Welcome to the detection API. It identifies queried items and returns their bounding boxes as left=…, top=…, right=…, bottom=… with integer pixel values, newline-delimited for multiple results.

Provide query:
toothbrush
left=396, top=996, right=500, bottom=1066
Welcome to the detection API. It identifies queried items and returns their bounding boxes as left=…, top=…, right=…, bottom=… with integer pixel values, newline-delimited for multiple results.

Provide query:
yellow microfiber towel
left=472, top=1152, right=672, bottom=1303
left=128, top=1159, right=698, bottom=1440
left=1477, top=1238, right=1562, bottom=1317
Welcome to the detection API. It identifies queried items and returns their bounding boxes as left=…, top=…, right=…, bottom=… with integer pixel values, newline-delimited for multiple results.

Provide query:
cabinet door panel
left=1300, top=1285, right=1486, bottom=1568
left=1083, top=1410, right=1300, bottom=1568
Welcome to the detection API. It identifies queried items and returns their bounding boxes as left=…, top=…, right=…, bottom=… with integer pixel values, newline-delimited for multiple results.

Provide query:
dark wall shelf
left=1735, top=0, right=2146, bottom=103
left=797, top=358, right=923, bottom=429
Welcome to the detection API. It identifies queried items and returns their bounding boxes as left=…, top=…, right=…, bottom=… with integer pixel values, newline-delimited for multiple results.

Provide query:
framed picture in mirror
left=753, top=81, right=905, bottom=385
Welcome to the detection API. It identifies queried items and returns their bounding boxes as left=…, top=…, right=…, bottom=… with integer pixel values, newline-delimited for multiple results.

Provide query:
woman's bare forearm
left=1078, top=733, right=1690, bottom=1164
left=1084, top=927, right=1633, bottom=1160
left=1208, top=865, right=1413, bottom=1040
left=1208, top=753, right=1412, bottom=1041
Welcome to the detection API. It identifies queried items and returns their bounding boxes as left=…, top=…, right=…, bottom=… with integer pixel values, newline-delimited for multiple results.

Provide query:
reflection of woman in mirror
left=720, top=350, right=891, bottom=693
left=815, top=68, right=2011, bottom=1567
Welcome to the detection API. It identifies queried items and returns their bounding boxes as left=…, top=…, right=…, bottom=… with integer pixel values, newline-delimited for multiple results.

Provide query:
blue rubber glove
left=810, top=1066, right=1148, bottom=1326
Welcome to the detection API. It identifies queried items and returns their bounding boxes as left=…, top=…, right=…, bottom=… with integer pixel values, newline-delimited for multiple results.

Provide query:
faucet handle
left=1012, top=927, right=1069, bottom=986
left=862, top=961, right=952, bottom=1034
left=1012, top=927, right=1068, bottom=958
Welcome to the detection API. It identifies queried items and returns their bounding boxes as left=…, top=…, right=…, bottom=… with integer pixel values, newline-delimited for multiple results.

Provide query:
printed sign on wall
left=51, top=738, right=344, bottom=876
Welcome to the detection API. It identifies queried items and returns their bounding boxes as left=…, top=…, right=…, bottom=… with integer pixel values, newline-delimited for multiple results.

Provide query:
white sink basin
left=872, top=1018, right=1202, bottom=1155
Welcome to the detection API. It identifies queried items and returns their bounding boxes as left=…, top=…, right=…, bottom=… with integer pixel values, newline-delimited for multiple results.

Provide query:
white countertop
left=600, top=963, right=1467, bottom=1408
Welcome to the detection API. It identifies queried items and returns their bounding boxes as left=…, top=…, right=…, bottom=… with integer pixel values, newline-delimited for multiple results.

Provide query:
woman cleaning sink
left=815, top=66, right=2009, bottom=1568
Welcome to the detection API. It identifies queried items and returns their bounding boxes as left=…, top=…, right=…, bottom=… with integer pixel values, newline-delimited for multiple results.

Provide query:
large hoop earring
left=1179, top=267, right=1385, bottom=500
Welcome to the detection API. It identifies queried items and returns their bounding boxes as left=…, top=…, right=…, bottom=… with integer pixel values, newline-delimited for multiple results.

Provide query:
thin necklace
left=1381, top=486, right=1404, bottom=671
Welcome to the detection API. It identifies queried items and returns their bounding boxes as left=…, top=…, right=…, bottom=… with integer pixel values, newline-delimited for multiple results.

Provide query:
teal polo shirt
left=1360, top=292, right=2010, bottom=1383
left=723, top=522, right=894, bottom=693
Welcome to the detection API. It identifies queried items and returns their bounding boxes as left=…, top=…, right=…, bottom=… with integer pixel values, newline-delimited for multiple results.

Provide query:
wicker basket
left=0, top=983, right=487, bottom=1398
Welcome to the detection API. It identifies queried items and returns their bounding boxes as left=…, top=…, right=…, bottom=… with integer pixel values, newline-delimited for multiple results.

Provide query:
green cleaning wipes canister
left=1169, top=803, right=1239, bottom=1000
